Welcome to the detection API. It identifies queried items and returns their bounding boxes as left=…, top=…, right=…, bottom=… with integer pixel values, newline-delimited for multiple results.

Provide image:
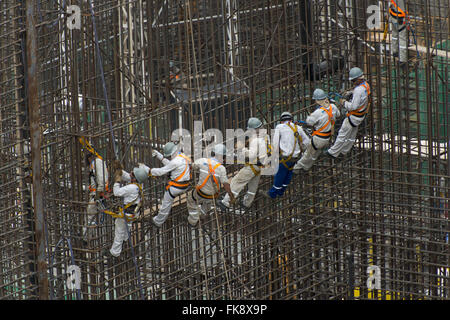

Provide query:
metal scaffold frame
left=0, top=0, right=448, bottom=300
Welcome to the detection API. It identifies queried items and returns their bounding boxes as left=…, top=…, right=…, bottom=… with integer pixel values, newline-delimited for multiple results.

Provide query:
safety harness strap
left=347, top=82, right=371, bottom=118
left=166, top=153, right=191, bottom=190
left=312, top=106, right=334, bottom=138
left=280, top=122, right=303, bottom=169
left=245, top=163, right=261, bottom=176
left=103, top=183, right=143, bottom=222
left=389, top=0, right=406, bottom=19
left=195, top=159, right=221, bottom=196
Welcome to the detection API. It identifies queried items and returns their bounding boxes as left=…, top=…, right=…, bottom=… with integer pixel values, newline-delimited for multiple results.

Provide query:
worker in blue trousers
left=267, top=112, right=309, bottom=198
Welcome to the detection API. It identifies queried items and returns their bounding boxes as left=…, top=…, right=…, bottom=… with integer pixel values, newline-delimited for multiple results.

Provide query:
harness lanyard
left=312, top=106, right=335, bottom=137
left=347, top=82, right=371, bottom=117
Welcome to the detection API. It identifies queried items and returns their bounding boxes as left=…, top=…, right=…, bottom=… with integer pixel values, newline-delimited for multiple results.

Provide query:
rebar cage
left=0, top=0, right=448, bottom=300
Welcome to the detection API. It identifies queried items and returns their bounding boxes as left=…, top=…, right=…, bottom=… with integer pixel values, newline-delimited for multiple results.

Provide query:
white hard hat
left=313, top=88, right=327, bottom=100
left=280, top=111, right=293, bottom=121
left=163, top=142, right=178, bottom=158
left=133, top=167, right=148, bottom=184
left=349, top=67, right=364, bottom=81
left=212, top=144, right=227, bottom=156
left=247, top=117, right=263, bottom=129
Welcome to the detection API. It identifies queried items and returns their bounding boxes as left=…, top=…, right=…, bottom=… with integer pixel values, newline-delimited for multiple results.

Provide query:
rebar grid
left=0, top=0, right=448, bottom=300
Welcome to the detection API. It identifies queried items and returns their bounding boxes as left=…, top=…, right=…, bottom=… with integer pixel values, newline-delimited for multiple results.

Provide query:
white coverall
left=187, top=158, right=229, bottom=226
left=294, top=102, right=340, bottom=170
left=84, top=157, right=108, bottom=239
left=143, top=151, right=191, bottom=227
left=109, top=172, right=142, bottom=257
left=268, top=121, right=310, bottom=198
left=389, top=0, right=408, bottom=63
left=327, top=82, right=370, bottom=158
left=221, top=134, right=269, bottom=208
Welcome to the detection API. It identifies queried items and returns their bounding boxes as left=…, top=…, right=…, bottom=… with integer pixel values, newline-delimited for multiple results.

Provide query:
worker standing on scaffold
left=186, top=144, right=235, bottom=227
left=325, top=67, right=371, bottom=159
left=267, top=112, right=310, bottom=199
left=109, top=165, right=147, bottom=257
left=389, top=0, right=408, bottom=65
left=83, top=152, right=109, bottom=240
left=140, top=142, right=191, bottom=228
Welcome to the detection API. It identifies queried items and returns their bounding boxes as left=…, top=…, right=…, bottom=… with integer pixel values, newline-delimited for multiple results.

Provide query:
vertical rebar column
left=25, top=0, right=48, bottom=300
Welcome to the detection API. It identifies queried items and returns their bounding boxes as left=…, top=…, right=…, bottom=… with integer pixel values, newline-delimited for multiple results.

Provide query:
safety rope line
left=88, top=0, right=118, bottom=160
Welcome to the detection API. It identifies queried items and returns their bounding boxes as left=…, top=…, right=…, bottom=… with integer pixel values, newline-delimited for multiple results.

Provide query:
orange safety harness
left=166, top=153, right=191, bottom=190
left=195, top=159, right=221, bottom=199
left=346, top=82, right=371, bottom=118
left=312, top=105, right=335, bottom=138
left=389, top=0, right=406, bottom=19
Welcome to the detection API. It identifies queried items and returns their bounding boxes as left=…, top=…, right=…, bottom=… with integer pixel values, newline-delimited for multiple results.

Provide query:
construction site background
left=0, top=0, right=448, bottom=300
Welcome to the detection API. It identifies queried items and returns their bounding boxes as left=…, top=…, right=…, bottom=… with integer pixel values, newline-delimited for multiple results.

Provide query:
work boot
left=216, top=200, right=229, bottom=213
left=323, top=149, right=337, bottom=159
left=258, top=189, right=274, bottom=199
left=151, top=217, right=162, bottom=229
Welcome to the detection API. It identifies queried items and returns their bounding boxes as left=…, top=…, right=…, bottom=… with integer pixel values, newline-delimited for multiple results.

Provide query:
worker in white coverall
left=389, top=0, right=408, bottom=64
left=326, top=67, right=371, bottom=159
left=219, top=117, right=269, bottom=212
left=186, top=144, right=235, bottom=227
left=267, top=112, right=310, bottom=198
left=109, top=166, right=147, bottom=257
left=84, top=153, right=109, bottom=239
left=294, top=89, right=340, bottom=171
left=139, top=142, right=191, bottom=228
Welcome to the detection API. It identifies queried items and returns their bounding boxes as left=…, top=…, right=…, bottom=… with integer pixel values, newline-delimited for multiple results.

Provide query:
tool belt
left=196, top=187, right=219, bottom=200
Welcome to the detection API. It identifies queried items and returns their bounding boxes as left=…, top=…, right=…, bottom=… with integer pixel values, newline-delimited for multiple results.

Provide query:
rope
left=87, top=0, right=118, bottom=160
left=124, top=221, right=146, bottom=300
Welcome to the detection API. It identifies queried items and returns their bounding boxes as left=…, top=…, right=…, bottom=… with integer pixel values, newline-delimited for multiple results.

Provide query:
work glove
left=343, top=91, right=353, bottom=101
left=152, top=150, right=163, bottom=161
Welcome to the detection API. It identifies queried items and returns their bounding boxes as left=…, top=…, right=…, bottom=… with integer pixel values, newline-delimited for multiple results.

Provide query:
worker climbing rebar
left=186, top=144, right=235, bottom=227
left=83, top=152, right=109, bottom=240
left=389, top=0, right=408, bottom=65
left=108, top=164, right=147, bottom=257
left=325, top=67, right=371, bottom=159
left=140, top=142, right=191, bottom=228
left=218, top=117, right=270, bottom=212
left=294, top=89, right=340, bottom=172
left=267, top=112, right=310, bottom=198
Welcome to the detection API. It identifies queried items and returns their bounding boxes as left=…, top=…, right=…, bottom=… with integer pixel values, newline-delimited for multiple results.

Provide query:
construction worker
left=141, top=142, right=191, bottom=228
left=83, top=153, right=109, bottom=239
left=326, top=67, right=371, bottom=159
left=294, top=89, right=340, bottom=171
left=389, top=0, right=408, bottom=64
left=268, top=112, right=310, bottom=198
left=109, top=166, right=147, bottom=257
left=219, top=117, right=269, bottom=212
left=186, top=144, right=235, bottom=227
